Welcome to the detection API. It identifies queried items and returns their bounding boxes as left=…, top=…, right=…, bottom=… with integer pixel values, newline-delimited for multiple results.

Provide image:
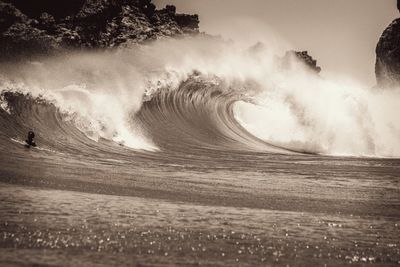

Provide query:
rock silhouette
left=0, top=0, right=199, bottom=59
left=281, top=50, right=322, bottom=74
left=375, top=0, right=400, bottom=88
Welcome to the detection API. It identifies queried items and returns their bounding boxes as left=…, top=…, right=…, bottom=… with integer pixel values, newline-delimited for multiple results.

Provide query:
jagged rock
left=142, top=2, right=156, bottom=18
left=0, top=22, right=59, bottom=57
left=246, top=42, right=322, bottom=74
left=3, top=0, right=85, bottom=19
left=281, top=50, right=321, bottom=73
left=138, top=0, right=151, bottom=6
left=165, top=5, right=176, bottom=15
left=0, top=0, right=200, bottom=59
left=375, top=19, right=400, bottom=88
left=175, top=14, right=199, bottom=33
left=55, top=26, right=82, bottom=47
left=38, top=12, right=56, bottom=32
left=0, top=2, right=27, bottom=31
left=375, top=1, right=400, bottom=88
left=75, top=0, right=120, bottom=20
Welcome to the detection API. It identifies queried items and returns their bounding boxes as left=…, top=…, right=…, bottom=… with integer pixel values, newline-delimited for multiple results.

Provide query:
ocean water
left=0, top=37, right=399, bottom=266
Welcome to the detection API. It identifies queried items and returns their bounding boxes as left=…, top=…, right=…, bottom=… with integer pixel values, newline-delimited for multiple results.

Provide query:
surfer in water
left=25, top=130, right=36, bottom=147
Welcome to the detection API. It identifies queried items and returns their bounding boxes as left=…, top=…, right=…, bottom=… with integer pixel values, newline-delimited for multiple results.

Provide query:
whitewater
left=0, top=36, right=399, bottom=266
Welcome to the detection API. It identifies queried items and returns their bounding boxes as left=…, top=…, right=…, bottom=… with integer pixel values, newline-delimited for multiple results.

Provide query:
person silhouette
left=26, top=130, right=36, bottom=147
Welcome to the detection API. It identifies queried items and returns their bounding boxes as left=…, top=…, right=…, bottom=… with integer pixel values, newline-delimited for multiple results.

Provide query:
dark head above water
left=26, top=130, right=36, bottom=146
left=27, top=130, right=34, bottom=139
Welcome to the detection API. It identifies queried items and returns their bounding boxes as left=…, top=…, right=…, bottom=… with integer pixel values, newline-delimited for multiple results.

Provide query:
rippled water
left=0, top=55, right=400, bottom=266
left=1, top=135, right=399, bottom=266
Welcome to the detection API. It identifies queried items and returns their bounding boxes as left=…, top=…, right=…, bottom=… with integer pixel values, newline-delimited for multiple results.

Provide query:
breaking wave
left=0, top=36, right=399, bottom=158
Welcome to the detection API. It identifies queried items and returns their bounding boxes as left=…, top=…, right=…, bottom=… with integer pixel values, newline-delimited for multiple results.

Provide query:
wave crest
left=1, top=36, right=399, bottom=158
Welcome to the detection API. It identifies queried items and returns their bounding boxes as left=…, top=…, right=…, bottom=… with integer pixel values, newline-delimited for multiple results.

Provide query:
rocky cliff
left=0, top=0, right=199, bottom=59
left=249, top=42, right=322, bottom=74
left=375, top=1, right=400, bottom=88
left=0, top=0, right=324, bottom=74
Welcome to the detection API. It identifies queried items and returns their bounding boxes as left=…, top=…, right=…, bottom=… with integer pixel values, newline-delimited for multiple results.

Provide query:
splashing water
left=0, top=36, right=399, bottom=157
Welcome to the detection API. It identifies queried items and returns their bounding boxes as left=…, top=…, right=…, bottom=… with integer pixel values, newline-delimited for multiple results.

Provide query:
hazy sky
left=154, top=0, right=398, bottom=86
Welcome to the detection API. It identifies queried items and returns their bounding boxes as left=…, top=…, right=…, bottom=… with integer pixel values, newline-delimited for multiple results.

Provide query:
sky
left=154, top=0, right=398, bottom=86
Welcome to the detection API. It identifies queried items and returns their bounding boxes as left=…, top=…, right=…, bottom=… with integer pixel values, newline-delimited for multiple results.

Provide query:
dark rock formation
left=165, top=5, right=176, bottom=15
left=376, top=19, right=400, bottom=87
left=0, top=2, right=27, bottom=32
left=247, top=42, right=321, bottom=74
left=375, top=0, right=400, bottom=88
left=281, top=50, right=321, bottom=74
left=0, top=0, right=200, bottom=59
left=3, top=0, right=85, bottom=19
left=0, top=2, right=59, bottom=57
left=175, top=14, right=199, bottom=31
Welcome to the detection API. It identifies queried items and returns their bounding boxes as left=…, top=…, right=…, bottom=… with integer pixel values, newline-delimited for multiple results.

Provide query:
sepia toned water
left=0, top=89, right=399, bottom=266
left=0, top=46, right=400, bottom=266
